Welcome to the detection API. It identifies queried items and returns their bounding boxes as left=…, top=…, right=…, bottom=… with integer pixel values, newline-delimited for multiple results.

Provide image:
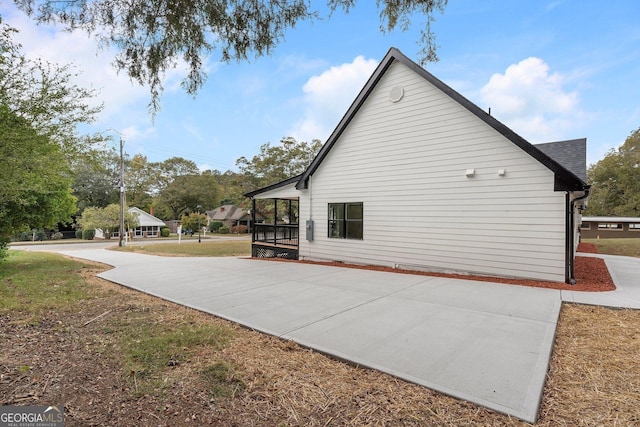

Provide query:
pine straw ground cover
left=1, top=250, right=638, bottom=426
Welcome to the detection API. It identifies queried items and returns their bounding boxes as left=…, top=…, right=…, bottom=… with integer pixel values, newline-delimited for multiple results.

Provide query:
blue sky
left=3, top=1, right=639, bottom=171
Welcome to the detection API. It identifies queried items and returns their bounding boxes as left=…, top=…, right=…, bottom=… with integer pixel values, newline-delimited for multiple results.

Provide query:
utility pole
left=119, top=137, right=125, bottom=247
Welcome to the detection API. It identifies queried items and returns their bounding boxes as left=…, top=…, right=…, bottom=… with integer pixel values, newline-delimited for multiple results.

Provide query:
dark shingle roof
left=535, top=139, right=587, bottom=182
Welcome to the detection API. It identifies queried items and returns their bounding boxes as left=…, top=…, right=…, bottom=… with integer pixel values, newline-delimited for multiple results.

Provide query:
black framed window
left=328, top=202, right=363, bottom=239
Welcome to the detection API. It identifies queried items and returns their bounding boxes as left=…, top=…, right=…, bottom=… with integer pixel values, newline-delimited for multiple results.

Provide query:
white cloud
left=289, top=55, right=378, bottom=142
left=3, top=8, right=148, bottom=119
left=480, top=57, right=584, bottom=142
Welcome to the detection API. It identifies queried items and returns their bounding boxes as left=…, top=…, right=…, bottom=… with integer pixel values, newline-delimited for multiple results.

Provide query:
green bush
left=17, top=230, right=48, bottom=241
left=82, top=229, right=95, bottom=240
left=51, top=232, right=64, bottom=240
left=75, top=230, right=83, bottom=239
left=218, top=225, right=230, bottom=234
left=161, top=227, right=170, bottom=237
left=209, top=221, right=223, bottom=232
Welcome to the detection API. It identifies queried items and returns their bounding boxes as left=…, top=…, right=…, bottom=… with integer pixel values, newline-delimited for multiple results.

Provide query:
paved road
left=11, top=242, right=639, bottom=422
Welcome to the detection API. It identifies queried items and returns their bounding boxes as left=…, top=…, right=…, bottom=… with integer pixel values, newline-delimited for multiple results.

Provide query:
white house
left=245, top=48, right=589, bottom=283
left=108, top=207, right=166, bottom=239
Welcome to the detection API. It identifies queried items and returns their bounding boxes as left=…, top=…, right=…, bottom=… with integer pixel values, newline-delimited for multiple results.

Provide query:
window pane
left=328, top=220, right=344, bottom=238
left=346, top=220, right=363, bottom=239
left=346, top=203, right=363, bottom=220
left=329, top=203, right=344, bottom=220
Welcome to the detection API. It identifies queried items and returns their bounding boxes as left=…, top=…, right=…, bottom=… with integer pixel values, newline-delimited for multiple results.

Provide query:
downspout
left=567, top=186, right=591, bottom=284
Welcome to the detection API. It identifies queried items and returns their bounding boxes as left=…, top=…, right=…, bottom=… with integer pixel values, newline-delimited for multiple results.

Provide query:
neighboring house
left=581, top=216, right=640, bottom=239
left=245, top=47, right=589, bottom=284
left=206, top=204, right=264, bottom=231
left=110, top=207, right=166, bottom=238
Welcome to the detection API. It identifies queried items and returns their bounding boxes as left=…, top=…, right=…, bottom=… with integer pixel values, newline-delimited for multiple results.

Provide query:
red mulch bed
left=577, top=242, right=599, bottom=254
left=254, top=242, right=615, bottom=292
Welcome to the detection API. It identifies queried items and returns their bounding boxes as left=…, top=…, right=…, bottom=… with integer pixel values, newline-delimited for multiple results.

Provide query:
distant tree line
left=586, top=126, right=640, bottom=217
left=73, top=136, right=322, bottom=222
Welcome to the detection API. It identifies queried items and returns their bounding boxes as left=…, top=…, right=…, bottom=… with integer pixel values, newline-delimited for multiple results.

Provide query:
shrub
left=161, top=227, right=170, bottom=237
left=218, top=225, right=230, bottom=234
left=230, top=225, right=248, bottom=234
left=209, top=221, right=223, bottom=232
left=82, top=229, right=95, bottom=240
left=51, top=232, right=64, bottom=240
left=17, top=230, right=48, bottom=241
left=75, top=230, right=83, bottom=239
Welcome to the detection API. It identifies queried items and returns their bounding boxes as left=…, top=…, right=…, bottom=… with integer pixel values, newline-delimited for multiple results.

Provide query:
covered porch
left=246, top=175, right=302, bottom=260
left=250, top=197, right=299, bottom=259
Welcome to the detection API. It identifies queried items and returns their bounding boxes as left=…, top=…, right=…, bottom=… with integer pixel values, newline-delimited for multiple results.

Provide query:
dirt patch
left=253, top=251, right=616, bottom=292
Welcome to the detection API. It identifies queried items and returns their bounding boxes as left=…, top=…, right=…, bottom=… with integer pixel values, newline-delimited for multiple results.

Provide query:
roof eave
left=243, top=174, right=303, bottom=198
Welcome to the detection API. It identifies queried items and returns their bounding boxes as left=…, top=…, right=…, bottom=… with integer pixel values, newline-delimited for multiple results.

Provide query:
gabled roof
left=207, top=205, right=242, bottom=221
left=207, top=204, right=260, bottom=221
left=295, top=47, right=587, bottom=192
left=535, top=139, right=587, bottom=182
left=128, top=207, right=166, bottom=227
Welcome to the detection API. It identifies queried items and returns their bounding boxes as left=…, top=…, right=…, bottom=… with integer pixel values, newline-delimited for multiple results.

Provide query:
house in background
left=581, top=216, right=640, bottom=239
left=206, top=204, right=265, bottom=231
left=109, top=207, right=166, bottom=238
left=245, top=47, right=589, bottom=284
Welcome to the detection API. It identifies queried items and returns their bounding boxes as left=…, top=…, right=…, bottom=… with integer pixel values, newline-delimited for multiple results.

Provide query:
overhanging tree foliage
left=586, top=126, right=640, bottom=216
left=14, top=0, right=448, bottom=111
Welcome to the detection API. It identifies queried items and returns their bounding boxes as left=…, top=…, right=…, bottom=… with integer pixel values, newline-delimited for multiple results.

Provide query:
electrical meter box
left=305, top=220, right=314, bottom=241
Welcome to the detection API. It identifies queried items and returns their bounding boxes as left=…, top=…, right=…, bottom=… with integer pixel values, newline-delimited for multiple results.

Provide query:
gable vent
left=389, top=86, right=404, bottom=102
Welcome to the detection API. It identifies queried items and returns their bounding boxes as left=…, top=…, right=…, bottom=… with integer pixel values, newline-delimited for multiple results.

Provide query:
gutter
left=567, top=185, right=591, bottom=284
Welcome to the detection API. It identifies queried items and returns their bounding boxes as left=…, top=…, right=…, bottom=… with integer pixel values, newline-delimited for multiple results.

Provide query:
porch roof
left=244, top=174, right=301, bottom=200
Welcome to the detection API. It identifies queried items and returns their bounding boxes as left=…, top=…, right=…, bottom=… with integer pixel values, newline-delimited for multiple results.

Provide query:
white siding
left=298, top=61, right=567, bottom=282
left=251, top=182, right=299, bottom=200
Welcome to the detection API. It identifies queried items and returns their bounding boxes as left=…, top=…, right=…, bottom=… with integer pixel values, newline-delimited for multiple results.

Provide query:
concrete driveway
left=13, top=242, right=564, bottom=423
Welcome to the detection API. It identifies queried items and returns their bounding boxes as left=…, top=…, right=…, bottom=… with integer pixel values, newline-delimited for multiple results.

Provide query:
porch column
left=273, top=198, right=278, bottom=245
left=251, top=198, right=256, bottom=243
